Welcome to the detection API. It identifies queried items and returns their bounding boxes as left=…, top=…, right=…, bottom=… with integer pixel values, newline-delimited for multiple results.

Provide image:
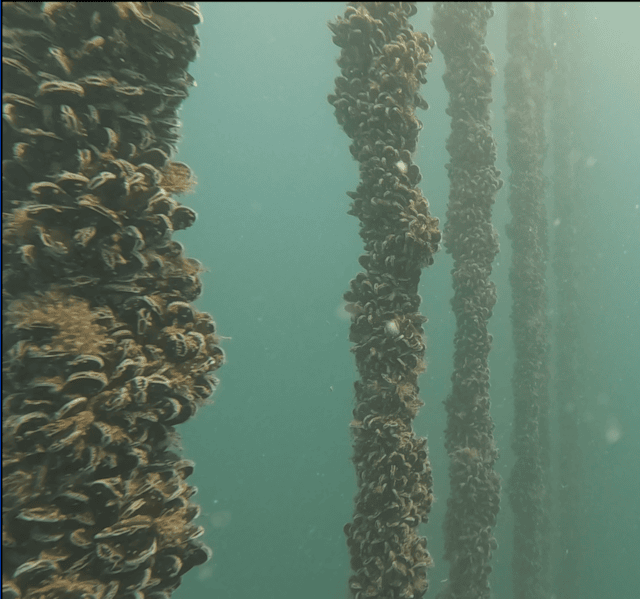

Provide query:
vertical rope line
left=2, top=3, right=219, bottom=597
left=431, top=4, right=502, bottom=599
left=550, top=5, right=581, bottom=599
left=530, top=5, right=552, bottom=594
left=504, top=4, right=551, bottom=599
left=329, top=3, right=441, bottom=598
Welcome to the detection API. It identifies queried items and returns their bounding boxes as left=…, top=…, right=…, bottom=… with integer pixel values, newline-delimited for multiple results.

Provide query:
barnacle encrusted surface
left=2, top=3, right=220, bottom=598
left=328, top=3, right=440, bottom=598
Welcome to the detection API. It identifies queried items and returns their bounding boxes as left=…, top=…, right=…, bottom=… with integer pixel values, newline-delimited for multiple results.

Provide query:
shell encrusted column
left=431, top=4, right=503, bottom=599
left=328, top=3, right=441, bottom=598
left=2, top=3, right=221, bottom=598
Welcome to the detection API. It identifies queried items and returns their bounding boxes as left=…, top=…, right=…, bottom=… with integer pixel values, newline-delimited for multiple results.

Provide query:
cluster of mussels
left=431, top=4, right=502, bottom=599
left=550, top=5, right=580, bottom=599
left=505, top=4, right=551, bottom=598
left=328, top=3, right=440, bottom=599
left=2, top=3, right=220, bottom=598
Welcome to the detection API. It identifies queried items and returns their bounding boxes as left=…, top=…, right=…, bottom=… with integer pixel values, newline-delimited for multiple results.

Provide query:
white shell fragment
left=384, top=319, right=401, bottom=337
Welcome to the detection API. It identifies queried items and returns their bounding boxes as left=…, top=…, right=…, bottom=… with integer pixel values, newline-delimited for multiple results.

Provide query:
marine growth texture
left=2, top=3, right=221, bottom=598
left=328, top=3, right=441, bottom=598
left=431, top=3, right=502, bottom=599
left=505, top=4, right=551, bottom=599
left=550, top=5, right=580, bottom=598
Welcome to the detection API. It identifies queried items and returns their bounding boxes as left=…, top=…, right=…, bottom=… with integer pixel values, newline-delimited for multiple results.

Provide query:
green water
left=172, top=3, right=640, bottom=598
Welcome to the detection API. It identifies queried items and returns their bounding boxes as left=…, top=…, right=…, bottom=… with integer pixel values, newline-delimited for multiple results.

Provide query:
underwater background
left=170, top=3, right=639, bottom=599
